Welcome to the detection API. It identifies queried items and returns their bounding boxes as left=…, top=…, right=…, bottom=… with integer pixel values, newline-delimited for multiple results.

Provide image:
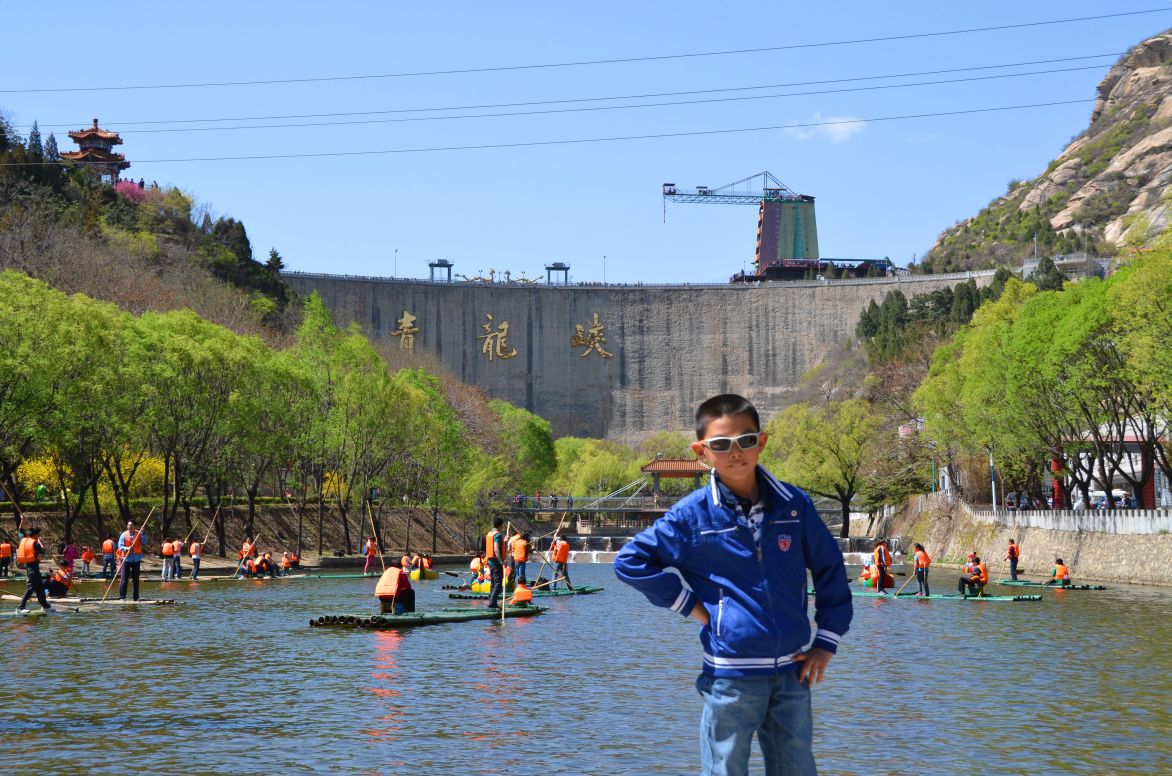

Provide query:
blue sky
left=3, top=3, right=1169, bottom=283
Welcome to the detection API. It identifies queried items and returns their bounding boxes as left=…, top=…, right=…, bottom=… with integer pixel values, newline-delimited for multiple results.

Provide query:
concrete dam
left=284, top=271, right=990, bottom=441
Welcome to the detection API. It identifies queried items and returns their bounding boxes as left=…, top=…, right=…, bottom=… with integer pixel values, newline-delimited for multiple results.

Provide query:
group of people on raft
left=236, top=537, right=301, bottom=579
left=857, top=537, right=1076, bottom=597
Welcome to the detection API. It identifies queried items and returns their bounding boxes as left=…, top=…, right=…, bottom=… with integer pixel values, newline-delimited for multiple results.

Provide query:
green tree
left=1029, top=255, right=1067, bottom=291
left=43, top=133, right=59, bottom=162
left=761, top=398, right=883, bottom=538
left=490, top=400, right=556, bottom=494
left=266, top=248, right=284, bottom=273
left=25, top=121, right=42, bottom=159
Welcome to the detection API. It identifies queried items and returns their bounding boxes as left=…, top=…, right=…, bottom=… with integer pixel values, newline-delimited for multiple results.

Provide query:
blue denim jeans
left=695, top=671, right=816, bottom=776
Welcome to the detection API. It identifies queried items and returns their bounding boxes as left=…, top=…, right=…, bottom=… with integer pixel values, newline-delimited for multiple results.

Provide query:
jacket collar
left=708, top=465, right=793, bottom=508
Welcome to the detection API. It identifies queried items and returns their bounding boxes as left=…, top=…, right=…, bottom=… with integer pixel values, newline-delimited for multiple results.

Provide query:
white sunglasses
left=701, top=433, right=761, bottom=452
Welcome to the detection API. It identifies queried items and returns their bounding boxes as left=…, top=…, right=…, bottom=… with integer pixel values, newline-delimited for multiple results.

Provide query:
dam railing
left=285, top=269, right=996, bottom=291
left=919, top=491, right=1172, bottom=534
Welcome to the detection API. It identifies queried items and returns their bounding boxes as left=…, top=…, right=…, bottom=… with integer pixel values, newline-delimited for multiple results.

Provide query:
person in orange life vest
left=873, top=538, right=893, bottom=594
left=189, top=540, right=202, bottom=580
left=255, top=552, right=277, bottom=578
left=0, top=538, right=13, bottom=578
left=550, top=533, right=573, bottom=590
left=1005, top=538, right=1021, bottom=581
left=400, top=551, right=413, bottom=572
left=963, top=552, right=976, bottom=575
left=288, top=552, right=301, bottom=570
left=912, top=543, right=931, bottom=597
left=375, top=565, right=414, bottom=614
left=958, top=554, right=990, bottom=597
left=161, top=539, right=175, bottom=580
left=485, top=517, right=506, bottom=609
left=281, top=551, right=294, bottom=573
left=44, top=567, right=73, bottom=598
left=237, top=538, right=255, bottom=576
left=411, top=551, right=423, bottom=572
left=171, top=537, right=184, bottom=579
left=512, top=532, right=531, bottom=585
left=1045, top=558, right=1072, bottom=587
left=422, top=554, right=434, bottom=570
left=80, top=546, right=96, bottom=575
left=117, top=520, right=148, bottom=602
left=507, top=580, right=534, bottom=607
left=100, top=535, right=117, bottom=580
left=16, top=526, right=52, bottom=612
left=858, top=560, right=875, bottom=588
left=363, top=537, right=379, bottom=575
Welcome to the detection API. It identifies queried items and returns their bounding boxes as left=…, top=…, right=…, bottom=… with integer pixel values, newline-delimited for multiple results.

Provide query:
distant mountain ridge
left=923, top=30, right=1172, bottom=273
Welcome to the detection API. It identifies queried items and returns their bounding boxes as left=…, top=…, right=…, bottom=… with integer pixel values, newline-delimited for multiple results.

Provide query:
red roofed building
left=61, top=118, right=129, bottom=181
left=640, top=456, right=709, bottom=495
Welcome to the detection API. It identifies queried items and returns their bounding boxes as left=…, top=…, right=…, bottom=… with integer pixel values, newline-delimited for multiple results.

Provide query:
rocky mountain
left=923, top=30, right=1172, bottom=273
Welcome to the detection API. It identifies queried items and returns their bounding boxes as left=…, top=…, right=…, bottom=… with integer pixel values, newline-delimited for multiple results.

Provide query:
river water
left=2, top=562, right=1169, bottom=775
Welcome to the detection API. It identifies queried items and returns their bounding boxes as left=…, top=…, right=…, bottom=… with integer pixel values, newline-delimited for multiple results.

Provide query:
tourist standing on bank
left=101, top=535, right=116, bottom=579
left=0, top=538, right=12, bottom=577
left=172, top=537, right=184, bottom=579
left=15, top=527, right=52, bottom=613
left=117, top=520, right=147, bottom=602
left=189, top=539, right=202, bottom=580
left=912, top=543, right=931, bottom=597
left=1005, top=539, right=1021, bottom=581
left=485, top=517, right=505, bottom=609
left=160, top=539, right=174, bottom=580
left=615, top=394, right=852, bottom=776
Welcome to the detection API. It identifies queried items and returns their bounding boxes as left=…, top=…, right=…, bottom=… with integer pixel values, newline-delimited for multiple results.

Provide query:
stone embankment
left=873, top=494, right=1172, bottom=586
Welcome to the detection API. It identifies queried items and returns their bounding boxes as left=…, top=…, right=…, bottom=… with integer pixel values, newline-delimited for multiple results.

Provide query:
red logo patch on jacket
left=777, top=535, right=792, bottom=552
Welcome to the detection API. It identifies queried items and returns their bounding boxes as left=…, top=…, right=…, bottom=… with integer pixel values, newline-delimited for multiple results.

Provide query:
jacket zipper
left=716, top=591, right=725, bottom=637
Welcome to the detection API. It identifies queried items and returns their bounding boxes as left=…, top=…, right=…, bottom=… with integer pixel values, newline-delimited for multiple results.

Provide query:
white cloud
left=782, top=112, right=866, bottom=144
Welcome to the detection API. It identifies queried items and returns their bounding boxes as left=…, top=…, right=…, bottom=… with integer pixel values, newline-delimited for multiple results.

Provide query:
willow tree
left=762, top=398, right=883, bottom=538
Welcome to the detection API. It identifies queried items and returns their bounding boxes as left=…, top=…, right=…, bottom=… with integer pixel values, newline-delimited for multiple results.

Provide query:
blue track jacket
left=614, top=466, right=852, bottom=678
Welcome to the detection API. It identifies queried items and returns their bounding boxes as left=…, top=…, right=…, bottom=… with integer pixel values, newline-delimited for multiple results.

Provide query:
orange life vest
left=375, top=567, right=410, bottom=599
left=1007, top=543, right=1019, bottom=560
left=16, top=537, right=40, bottom=564
left=120, top=531, right=143, bottom=555
left=552, top=539, right=570, bottom=564
left=102, top=539, right=115, bottom=554
left=975, top=562, right=989, bottom=585
left=81, top=548, right=96, bottom=563
left=422, top=557, right=433, bottom=570
left=511, top=584, right=533, bottom=604
left=0, top=542, right=12, bottom=558
left=470, top=557, right=483, bottom=572
left=52, top=569, right=72, bottom=588
left=189, top=542, right=201, bottom=558
left=240, top=541, right=252, bottom=560
left=1053, top=563, right=1070, bottom=581
left=874, top=545, right=892, bottom=566
left=512, top=539, right=530, bottom=562
left=365, top=540, right=377, bottom=557
left=161, top=541, right=174, bottom=557
left=914, top=549, right=931, bottom=569
left=486, top=529, right=501, bottom=561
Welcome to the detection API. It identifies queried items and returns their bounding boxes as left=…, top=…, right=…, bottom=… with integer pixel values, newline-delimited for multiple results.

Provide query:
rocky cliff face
left=924, top=31, right=1172, bottom=272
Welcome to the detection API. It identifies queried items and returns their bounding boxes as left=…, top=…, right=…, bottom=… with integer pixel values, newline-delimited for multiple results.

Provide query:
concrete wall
left=285, top=271, right=990, bottom=441
left=884, top=494, right=1172, bottom=586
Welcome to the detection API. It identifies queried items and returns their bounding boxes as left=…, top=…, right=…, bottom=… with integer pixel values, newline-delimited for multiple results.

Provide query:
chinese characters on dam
left=389, top=310, right=616, bottom=361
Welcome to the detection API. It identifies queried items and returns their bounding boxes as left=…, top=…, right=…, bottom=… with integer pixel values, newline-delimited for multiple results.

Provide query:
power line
left=0, top=99, right=1092, bottom=166
left=1, top=8, right=1162, bottom=94
left=24, top=52, right=1121, bottom=131
left=93, top=64, right=1111, bottom=135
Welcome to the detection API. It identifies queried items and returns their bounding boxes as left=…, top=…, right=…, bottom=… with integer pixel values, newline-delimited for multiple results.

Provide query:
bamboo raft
left=810, top=589, right=1042, bottom=602
left=2, top=593, right=178, bottom=606
left=309, top=605, right=547, bottom=629
left=996, top=580, right=1107, bottom=590
left=447, top=585, right=604, bottom=600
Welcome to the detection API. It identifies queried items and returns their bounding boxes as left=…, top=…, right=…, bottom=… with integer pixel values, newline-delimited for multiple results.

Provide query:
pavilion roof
left=60, top=148, right=130, bottom=168
left=68, top=119, right=123, bottom=144
left=640, top=457, right=709, bottom=476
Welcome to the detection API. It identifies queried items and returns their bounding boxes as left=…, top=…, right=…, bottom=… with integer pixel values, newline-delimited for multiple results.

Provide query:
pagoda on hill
left=61, top=118, right=130, bottom=181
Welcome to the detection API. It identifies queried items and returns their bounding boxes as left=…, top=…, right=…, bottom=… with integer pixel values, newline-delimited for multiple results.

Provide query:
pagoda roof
left=640, top=457, right=709, bottom=476
left=68, top=118, right=123, bottom=144
left=60, top=148, right=130, bottom=169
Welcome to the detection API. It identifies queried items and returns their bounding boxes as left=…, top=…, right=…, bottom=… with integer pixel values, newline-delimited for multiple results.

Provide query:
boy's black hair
left=492, top=517, right=504, bottom=528
left=694, top=393, right=761, bottom=439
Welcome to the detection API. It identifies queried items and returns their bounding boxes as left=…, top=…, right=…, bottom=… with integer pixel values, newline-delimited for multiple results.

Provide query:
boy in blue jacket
left=614, top=394, right=851, bottom=776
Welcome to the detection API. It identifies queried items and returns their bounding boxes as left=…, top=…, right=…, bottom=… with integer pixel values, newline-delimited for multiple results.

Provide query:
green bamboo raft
left=996, top=579, right=1107, bottom=590
left=309, top=605, right=547, bottom=629
left=2, top=593, right=178, bottom=606
left=809, top=589, right=1041, bottom=602
left=447, top=585, right=604, bottom=600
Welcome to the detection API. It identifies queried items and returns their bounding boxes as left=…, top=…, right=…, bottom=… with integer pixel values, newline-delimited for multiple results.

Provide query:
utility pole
left=394, top=248, right=398, bottom=277
left=603, top=254, right=607, bottom=284
left=988, top=446, right=999, bottom=514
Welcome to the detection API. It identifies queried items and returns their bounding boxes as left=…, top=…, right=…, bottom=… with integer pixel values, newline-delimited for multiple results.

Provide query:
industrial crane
left=662, top=171, right=820, bottom=280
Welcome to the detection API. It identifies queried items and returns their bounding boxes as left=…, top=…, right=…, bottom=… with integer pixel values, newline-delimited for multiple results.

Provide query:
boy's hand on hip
left=794, top=647, right=833, bottom=685
left=689, top=602, right=709, bottom=626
